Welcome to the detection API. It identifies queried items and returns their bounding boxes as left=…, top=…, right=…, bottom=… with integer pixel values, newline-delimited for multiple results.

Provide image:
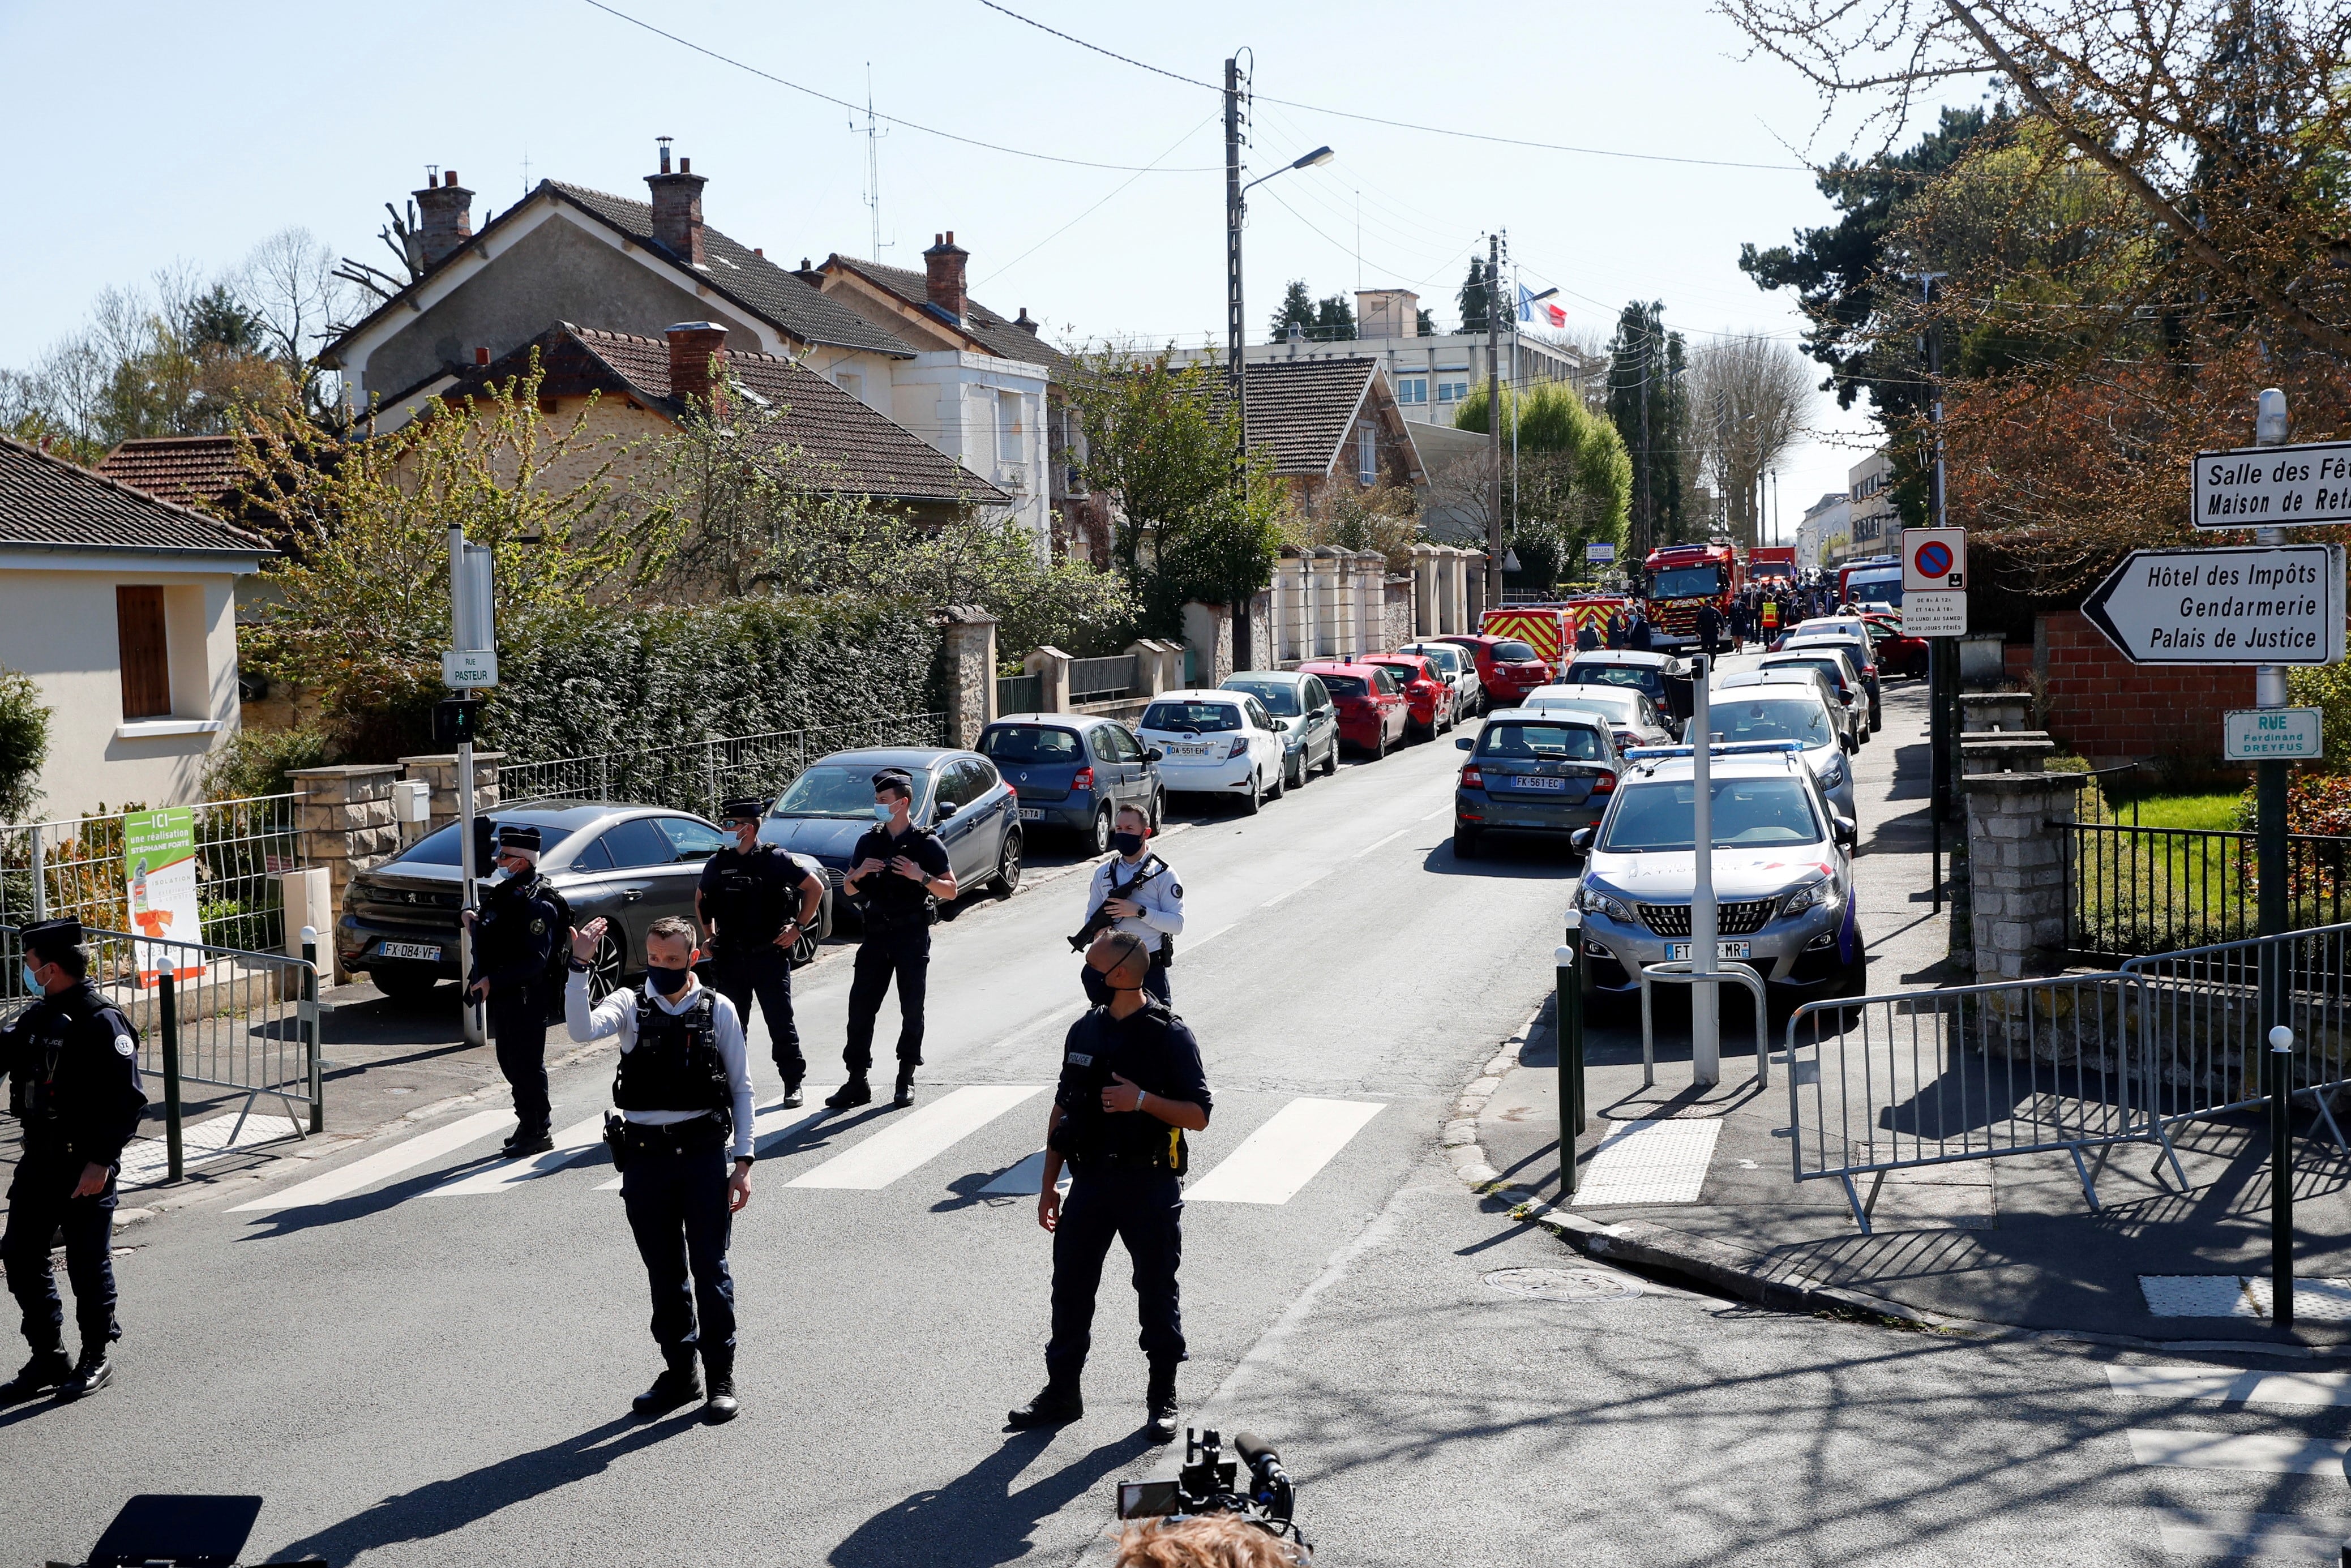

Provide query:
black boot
left=55, top=1348, right=112, bottom=1402
left=893, top=1068, right=917, bottom=1108
left=1006, top=1380, right=1083, bottom=1430
left=703, top=1347, right=740, bottom=1425
left=825, top=1078, right=872, bottom=1109
left=503, top=1129, right=554, bottom=1158
left=1145, top=1365, right=1179, bottom=1444
left=632, top=1352, right=702, bottom=1417
left=0, top=1351, right=72, bottom=1404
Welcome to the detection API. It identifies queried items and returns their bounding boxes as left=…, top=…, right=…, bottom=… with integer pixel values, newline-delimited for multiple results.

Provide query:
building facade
left=1796, top=490, right=1851, bottom=571
left=1843, top=451, right=1895, bottom=562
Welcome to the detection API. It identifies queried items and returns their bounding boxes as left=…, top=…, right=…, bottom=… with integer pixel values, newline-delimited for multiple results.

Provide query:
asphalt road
left=10, top=663, right=2343, bottom=1567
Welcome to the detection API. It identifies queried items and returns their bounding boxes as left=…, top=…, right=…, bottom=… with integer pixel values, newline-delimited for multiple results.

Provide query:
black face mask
left=646, top=962, right=692, bottom=997
left=1111, top=831, right=1145, bottom=856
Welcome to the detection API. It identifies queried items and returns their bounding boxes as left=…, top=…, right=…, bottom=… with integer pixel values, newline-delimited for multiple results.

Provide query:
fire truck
left=1479, top=597, right=1633, bottom=672
left=1639, top=542, right=1740, bottom=650
left=1746, top=546, right=1797, bottom=588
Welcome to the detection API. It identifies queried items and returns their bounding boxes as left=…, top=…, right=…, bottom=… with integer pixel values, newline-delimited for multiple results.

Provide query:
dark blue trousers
left=1046, top=1166, right=1185, bottom=1384
left=2, top=1149, right=118, bottom=1358
left=844, top=926, right=930, bottom=1077
left=712, top=944, right=800, bottom=1081
left=619, top=1119, right=735, bottom=1365
left=490, top=989, right=550, bottom=1141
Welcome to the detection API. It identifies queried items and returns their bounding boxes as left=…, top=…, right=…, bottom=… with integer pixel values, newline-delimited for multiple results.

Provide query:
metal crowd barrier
left=1784, top=972, right=2186, bottom=1235
left=2, top=923, right=320, bottom=1184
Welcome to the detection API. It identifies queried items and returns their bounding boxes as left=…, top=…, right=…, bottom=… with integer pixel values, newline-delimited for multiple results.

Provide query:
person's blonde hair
left=1112, top=1514, right=1302, bottom=1568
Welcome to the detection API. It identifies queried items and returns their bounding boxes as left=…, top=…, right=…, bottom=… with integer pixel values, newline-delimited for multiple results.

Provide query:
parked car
left=1860, top=612, right=1930, bottom=679
left=1783, top=629, right=1882, bottom=728
left=336, top=799, right=834, bottom=1004
left=1718, top=667, right=1861, bottom=755
left=1396, top=640, right=1483, bottom=716
left=1703, top=684, right=1857, bottom=819
left=979, top=714, right=1163, bottom=856
left=1757, top=649, right=1871, bottom=744
left=1223, top=670, right=1342, bottom=790
left=1136, top=689, right=1288, bottom=813
left=1435, top=633, right=1553, bottom=709
left=1568, top=748, right=1865, bottom=1015
left=1452, top=709, right=1619, bottom=859
left=1363, top=652, right=1455, bottom=739
left=757, top=746, right=1024, bottom=920
left=1297, top=660, right=1410, bottom=759
left=1518, top=683, right=1675, bottom=753
left=1557, top=649, right=1695, bottom=737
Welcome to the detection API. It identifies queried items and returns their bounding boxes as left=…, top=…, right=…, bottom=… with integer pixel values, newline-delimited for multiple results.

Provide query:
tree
left=1311, top=294, right=1357, bottom=342
left=1283, top=478, right=1421, bottom=572
left=1455, top=382, right=1631, bottom=588
left=0, top=666, right=50, bottom=822
left=1269, top=281, right=1317, bottom=342
left=1605, top=303, right=1691, bottom=554
left=1415, top=307, right=1437, bottom=336
left=1688, top=335, right=1818, bottom=548
left=1457, top=258, right=1492, bottom=335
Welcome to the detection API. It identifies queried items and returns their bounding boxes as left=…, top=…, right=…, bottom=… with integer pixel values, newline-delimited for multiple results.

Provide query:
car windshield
left=1531, top=689, right=1633, bottom=722
left=1406, top=646, right=1461, bottom=674
left=1718, top=698, right=1834, bottom=749
left=1142, top=701, right=1243, bottom=733
left=1492, top=640, right=1541, bottom=663
left=1766, top=658, right=1847, bottom=692
left=1224, top=680, right=1301, bottom=716
left=1651, top=565, right=1722, bottom=598
left=1478, top=722, right=1605, bottom=761
left=1787, top=635, right=1869, bottom=664
left=776, top=764, right=931, bottom=819
left=1318, top=674, right=1369, bottom=699
left=397, top=819, right=580, bottom=866
left=1600, top=777, right=1823, bottom=851
left=1565, top=663, right=1658, bottom=695
left=980, top=725, right=1083, bottom=764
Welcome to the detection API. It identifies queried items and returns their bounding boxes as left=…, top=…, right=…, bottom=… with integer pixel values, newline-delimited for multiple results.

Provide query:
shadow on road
left=830, top=1429, right=1154, bottom=1568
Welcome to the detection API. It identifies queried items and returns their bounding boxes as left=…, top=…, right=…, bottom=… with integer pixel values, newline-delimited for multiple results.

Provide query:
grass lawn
left=2128, top=792, right=2246, bottom=832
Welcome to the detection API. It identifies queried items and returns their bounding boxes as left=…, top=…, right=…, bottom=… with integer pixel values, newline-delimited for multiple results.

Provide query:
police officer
left=831, top=768, right=956, bottom=1110
left=566, top=914, right=755, bottom=1425
left=1695, top=600, right=1724, bottom=662
left=1078, top=804, right=1182, bottom=1008
left=1008, top=929, right=1211, bottom=1444
left=697, top=798, right=823, bottom=1108
left=464, top=824, right=566, bottom=1157
left=0, top=918, right=147, bottom=1403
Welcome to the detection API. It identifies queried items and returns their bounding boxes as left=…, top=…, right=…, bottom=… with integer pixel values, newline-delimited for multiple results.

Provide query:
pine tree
left=1457, top=258, right=1489, bottom=334
left=1312, top=294, right=1357, bottom=341
left=1606, top=301, right=1693, bottom=556
left=1269, top=280, right=1317, bottom=342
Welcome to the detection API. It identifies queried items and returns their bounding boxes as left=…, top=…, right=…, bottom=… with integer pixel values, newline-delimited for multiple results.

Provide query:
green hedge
left=482, top=595, right=943, bottom=763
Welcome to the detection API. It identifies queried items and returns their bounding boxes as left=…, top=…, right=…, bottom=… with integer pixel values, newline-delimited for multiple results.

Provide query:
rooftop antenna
left=850, top=63, right=892, bottom=259
left=520, top=143, right=531, bottom=198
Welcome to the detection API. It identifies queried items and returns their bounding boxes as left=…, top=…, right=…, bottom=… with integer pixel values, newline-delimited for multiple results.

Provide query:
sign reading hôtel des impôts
left=2082, top=544, right=2345, bottom=664
left=2194, top=440, right=2351, bottom=528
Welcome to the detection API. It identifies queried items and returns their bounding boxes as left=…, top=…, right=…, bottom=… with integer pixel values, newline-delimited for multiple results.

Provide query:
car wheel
left=1372, top=725, right=1388, bottom=762
left=1285, top=749, right=1305, bottom=791
left=1453, top=825, right=1480, bottom=859
left=369, top=962, right=442, bottom=1004
left=1320, top=738, right=1339, bottom=776
left=583, top=924, right=627, bottom=1002
left=1265, top=755, right=1286, bottom=801
left=1239, top=769, right=1262, bottom=816
left=1087, top=803, right=1114, bottom=858
left=993, top=830, right=1024, bottom=897
left=1149, top=788, right=1166, bottom=830
left=790, top=917, right=821, bottom=967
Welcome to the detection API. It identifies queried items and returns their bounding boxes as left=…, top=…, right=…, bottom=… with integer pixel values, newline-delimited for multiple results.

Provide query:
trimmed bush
left=0, top=666, right=50, bottom=822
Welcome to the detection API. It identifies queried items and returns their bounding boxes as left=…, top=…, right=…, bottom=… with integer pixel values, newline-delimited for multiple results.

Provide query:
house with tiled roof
left=95, top=436, right=245, bottom=513
left=320, top=146, right=1057, bottom=549
left=1205, top=357, right=1425, bottom=496
left=0, top=437, right=275, bottom=815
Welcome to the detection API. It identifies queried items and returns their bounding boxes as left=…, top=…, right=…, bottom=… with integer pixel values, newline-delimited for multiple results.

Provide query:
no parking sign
left=1903, top=528, right=1967, bottom=590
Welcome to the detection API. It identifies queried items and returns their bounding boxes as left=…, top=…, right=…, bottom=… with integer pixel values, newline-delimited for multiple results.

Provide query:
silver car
left=1758, top=648, right=1870, bottom=746
left=1521, top=684, right=1675, bottom=753
left=1568, top=749, right=1865, bottom=1013
left=1702, top=682, right=1857, bottom=820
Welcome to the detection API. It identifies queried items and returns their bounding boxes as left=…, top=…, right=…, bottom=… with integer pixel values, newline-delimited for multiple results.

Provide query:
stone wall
left=935, top=605, right=998, bottom=749
left=286, top=764, right=404, bottom=981
left=397, top=752, right=504, bottom=833
left=1962, top=768, right=2089, bottom=983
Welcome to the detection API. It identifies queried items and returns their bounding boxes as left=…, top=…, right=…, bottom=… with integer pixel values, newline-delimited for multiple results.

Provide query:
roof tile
left=0, top=437, right=272, bottom=555
left=95, top=436, right=244, bottom=510
left=827, top=256, right=1072, bottom=372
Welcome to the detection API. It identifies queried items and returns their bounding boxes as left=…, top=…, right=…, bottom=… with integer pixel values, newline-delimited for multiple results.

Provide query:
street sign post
left=1585, top=541, right=1616, bottom=564
left=2194, top=438, right=2351, bottom=529
left=440, top=649, right=498, bottom=689
left=1903, top=528, right=1967, bottom=590
left=2080, top=543, right=2345, bottom=665
left=1902, top=590, right=1968, bottom=637
left=2224, top=707, right=2323, bottom=762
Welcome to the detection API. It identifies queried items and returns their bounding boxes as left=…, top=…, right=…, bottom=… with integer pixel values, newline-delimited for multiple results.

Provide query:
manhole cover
left=1483, top=1266, right=1643, bottom=1303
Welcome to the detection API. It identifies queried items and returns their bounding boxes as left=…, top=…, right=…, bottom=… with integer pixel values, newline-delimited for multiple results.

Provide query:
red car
left=1437, top=633, right=1552, bottom=708
left=1861, top=613, right=1930, bottom=678
left=1298, top=660, right=1410, bottom=759
left=1362, top=652, right=1454, bottom=739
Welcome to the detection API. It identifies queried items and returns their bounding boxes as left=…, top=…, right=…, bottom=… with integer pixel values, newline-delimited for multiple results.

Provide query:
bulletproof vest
left=708, top=847, right=791, bottom=946
left=1051, top=1001, right=1189, bottom=1175
left=613, top=989, right=730, bottom=1117
left=10, top=984, right=138, bottom=1145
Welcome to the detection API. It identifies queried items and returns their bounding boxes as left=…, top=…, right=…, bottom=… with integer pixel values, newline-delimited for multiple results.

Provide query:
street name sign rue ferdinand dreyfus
left=2083, top=543, right=2346, bottom=664
left=2195, top=439, right=2351, bottom=528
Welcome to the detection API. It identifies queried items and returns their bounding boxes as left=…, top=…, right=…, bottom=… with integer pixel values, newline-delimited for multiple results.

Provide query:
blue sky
left=0, top=0, right=1934, bottom=511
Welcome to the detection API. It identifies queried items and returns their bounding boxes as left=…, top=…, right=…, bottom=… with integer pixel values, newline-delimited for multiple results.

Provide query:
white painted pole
left=450, top=524, right=485, bottom=1050
left=1690, top=655, right=1719, bottom=1085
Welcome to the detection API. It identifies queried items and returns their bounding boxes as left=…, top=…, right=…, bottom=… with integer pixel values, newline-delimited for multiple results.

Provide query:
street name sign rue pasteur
left=2195, top=439, right=2351, bottom=528
left=2083, top=543, right=2346, bottom=664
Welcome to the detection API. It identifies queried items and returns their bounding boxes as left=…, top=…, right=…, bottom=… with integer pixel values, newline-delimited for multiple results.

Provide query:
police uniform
left=697, top=799, right=818, bottom=1097
left=1078, top=851, right=1183, bottom=1007
left=1010, top=991, right=1211, bottom=1437
left=0, top=917, right=147, bottom=1402
left=566, top=962, right=755, bottom=1423
left=469, top=824, right=565, bottom=1155
left=834, top=774, right=952, bottom=1108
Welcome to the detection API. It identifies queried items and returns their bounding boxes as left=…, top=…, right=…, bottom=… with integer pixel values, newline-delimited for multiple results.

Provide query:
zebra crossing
left=228, top=1086, right=1386, bottom=1216
left=2109, top=1362, right=2351, bottom=1561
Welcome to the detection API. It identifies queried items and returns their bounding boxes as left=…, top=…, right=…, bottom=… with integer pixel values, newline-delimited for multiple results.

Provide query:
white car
left=1519, top=683, right=1675, bottom=753
left=1397, top=640, right=1481, bottom=717
left=1136, top=689, right=1288, bottom=815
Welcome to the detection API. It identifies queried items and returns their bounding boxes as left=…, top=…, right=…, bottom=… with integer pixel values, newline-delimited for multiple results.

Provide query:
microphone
left=1233, top=1432, right=1288, bottom=1481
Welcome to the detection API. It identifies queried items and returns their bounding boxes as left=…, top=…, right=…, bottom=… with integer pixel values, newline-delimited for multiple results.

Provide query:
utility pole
left=1485, top=232, right=1504, bottom=607
left=1922, top=273, right=1967, bottom=956
left=1224, top=53, right=1253, bottom=669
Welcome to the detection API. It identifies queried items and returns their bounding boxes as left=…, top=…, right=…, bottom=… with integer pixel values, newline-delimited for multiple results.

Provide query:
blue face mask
left=873, top=802, right=896, bottom=822
left=20, top=962, right=40, bottom=992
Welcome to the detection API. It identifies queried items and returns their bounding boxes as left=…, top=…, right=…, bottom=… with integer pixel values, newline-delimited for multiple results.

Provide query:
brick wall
left=2003, top=610, right=2254, bottom=765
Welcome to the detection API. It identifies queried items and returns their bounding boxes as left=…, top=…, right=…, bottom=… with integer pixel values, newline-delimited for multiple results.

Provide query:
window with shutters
left=117, top=586, right=171, bottom=719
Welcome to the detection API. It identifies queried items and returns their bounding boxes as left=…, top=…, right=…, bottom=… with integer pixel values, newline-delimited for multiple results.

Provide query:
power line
left=580, top=0, right=1220, bottom=174
left=977, top=0, right=1811, bottom=173
left=974, top=113, right=1220, bottom=287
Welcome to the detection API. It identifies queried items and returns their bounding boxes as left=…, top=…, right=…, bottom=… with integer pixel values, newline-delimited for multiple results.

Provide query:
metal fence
left=996, top=674, right=1044, bottom=715
left=1068, top=656, right=1138, bottom=704
left=498, top=713, right=948, bottom=817
left=0, top=794, right=306, bottom=954
left=2, top=923, right=320, bottom=1185
left=2065, top=821, right=2351, bottom=959
left=2124, top=922, right=2351, bottom=1144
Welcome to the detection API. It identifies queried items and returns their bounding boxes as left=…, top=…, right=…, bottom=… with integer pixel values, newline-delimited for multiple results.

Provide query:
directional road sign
left=2194, top=439, right=2351, bottom=529
left=1903, top=528, right=1966, bottom=591
left=2082, top=544, right=2345, bottom=665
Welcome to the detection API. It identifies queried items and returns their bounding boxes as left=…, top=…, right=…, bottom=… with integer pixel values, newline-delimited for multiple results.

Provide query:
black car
left=755, top=746, right=1024, bottom=921
left=335, top=799, right=834, bottom=1004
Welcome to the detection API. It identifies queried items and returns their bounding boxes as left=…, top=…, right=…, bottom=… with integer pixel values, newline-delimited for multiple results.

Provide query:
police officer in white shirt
left=565, top=914, right=755, bottom=1425
left=1078, top=805, right=1183, bottom=1007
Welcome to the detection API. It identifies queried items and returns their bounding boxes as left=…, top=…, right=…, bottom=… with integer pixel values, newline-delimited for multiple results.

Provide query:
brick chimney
left=646, top=140, right=708, bottom=267
left=666, top=322, right=727, bottom=417
left=924, top=232, right=969, bottom=323
left=413, top=168, right=473, bottom=269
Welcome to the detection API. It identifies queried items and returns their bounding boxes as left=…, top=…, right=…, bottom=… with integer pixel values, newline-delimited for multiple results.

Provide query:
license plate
left=1667, top=941, right=1751, bottom=961
left=1018, top=807, right=1043, bottom=821
left=1169, top=742, right=1209, bottom=757
left=1510, top=775, right=1567, bottom=791
left=377, top=940, right=440, bottom=962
